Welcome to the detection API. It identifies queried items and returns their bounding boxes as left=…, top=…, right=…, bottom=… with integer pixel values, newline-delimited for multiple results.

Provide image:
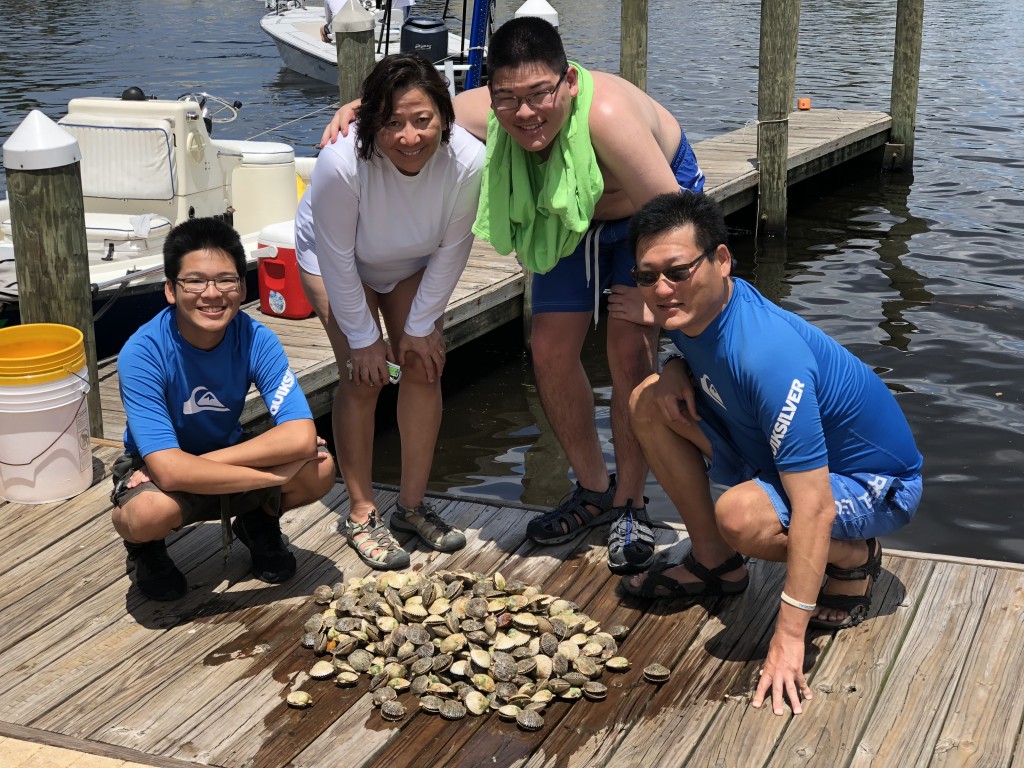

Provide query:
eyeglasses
left=490, top=68, right=569, bottom=112
left=175, top=276, right=242, bottom=294
left=631, top=250, right=714, bottom=287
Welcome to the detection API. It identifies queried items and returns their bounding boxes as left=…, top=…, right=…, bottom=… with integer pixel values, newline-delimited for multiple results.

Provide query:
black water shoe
left=124, top=539, right=187, bottom=601
left=232, top=509, right=297, bottom=583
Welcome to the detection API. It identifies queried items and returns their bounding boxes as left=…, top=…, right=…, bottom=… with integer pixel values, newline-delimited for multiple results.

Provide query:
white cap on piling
left=514, top=0, right=559, bottom=27
left=2, top=110, right=81, bottom=171
left=334, top=0, right=375, bottom=33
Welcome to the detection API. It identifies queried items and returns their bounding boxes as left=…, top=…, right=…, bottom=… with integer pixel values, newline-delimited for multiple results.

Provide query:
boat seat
left=58, top=115, right=178, bottom=202
left=212, top=139, right=295, bottom=166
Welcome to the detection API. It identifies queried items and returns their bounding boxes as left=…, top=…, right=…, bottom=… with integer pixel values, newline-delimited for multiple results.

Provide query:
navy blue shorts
left=531, top=131, right=705, bottom=315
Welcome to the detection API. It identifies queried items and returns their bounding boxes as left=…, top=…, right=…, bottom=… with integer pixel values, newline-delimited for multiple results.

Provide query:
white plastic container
left=0, top=325, right=92, bottom=503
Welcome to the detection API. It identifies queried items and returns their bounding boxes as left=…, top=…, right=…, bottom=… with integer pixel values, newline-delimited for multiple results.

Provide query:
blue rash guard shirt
left=118, top=307, right=312, bottom=459
left=665, top=278, right=922, bottom=480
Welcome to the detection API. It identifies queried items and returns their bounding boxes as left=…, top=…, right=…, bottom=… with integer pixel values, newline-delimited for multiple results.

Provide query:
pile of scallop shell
left=290, top=569, right=666, bottom=730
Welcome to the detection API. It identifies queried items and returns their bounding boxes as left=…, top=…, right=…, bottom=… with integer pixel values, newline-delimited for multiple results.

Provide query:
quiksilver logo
left=769, top=379, right=805, bottom=456
left=269, top=370, right=296, bottom=416
left=183, top=386, right=229, bottom=415
left=701, top=375, right=725, bottom=409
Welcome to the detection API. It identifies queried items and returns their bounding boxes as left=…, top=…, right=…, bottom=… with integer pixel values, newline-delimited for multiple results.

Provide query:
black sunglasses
left=631, top=249, right=714, bottom=287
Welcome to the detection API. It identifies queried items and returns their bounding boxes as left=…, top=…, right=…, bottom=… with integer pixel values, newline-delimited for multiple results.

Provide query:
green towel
left=472, top=63, right=604, bottom=275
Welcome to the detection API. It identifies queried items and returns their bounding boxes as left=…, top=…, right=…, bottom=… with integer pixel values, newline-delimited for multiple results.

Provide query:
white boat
left=0, top=91, right=307, bottom=355
left=260, top=0, right=485, bottom=90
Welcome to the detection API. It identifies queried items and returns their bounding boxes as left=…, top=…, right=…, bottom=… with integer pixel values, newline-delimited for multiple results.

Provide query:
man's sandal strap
left=681, top=551, right=746, bottom=588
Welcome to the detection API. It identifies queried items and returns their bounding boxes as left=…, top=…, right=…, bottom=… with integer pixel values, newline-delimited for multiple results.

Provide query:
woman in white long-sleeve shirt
left=296, top=54, right=484, bottom=570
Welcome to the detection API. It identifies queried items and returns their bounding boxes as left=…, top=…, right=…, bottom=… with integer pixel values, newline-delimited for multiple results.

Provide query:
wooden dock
left=95, top=108, right=891, bottom=439
left=2, top=443, right=1022, bottom=768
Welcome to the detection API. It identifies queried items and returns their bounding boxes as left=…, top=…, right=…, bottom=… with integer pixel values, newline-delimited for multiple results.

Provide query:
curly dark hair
left=355, top=53, right=455, bottom=161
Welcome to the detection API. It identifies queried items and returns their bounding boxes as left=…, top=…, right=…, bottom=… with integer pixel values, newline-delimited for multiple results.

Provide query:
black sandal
left=808, top=538, right=882, bottom=630
left=526, top=474, right=617, bottom=545
left=621, top=551, right=749, bottom=599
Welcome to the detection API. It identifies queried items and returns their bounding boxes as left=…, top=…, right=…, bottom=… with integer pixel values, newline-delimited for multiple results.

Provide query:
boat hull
left=259, top=8, right=476, bottom=87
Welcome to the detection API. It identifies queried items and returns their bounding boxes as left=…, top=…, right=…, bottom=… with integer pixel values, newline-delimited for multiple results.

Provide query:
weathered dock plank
left=928, top=568, right=1024, bottom=768
left=849, top=562, right=997, bottom=767
left=5, top=446, right=1024, bottom=767
left=765, top=556, right=932, bottom=767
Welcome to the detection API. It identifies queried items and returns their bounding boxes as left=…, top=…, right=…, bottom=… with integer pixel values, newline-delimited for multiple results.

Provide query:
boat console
left=0, top=94, right=299, bottom=293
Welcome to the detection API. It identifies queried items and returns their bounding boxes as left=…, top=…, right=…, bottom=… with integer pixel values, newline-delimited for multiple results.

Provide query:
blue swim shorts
left=531, top=130, right=705, bottom=315
left=696, top=400, right=922, bottom=541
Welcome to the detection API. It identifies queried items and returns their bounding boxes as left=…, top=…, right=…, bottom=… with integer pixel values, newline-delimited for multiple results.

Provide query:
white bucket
left=0, top=356, right=92, bottom=504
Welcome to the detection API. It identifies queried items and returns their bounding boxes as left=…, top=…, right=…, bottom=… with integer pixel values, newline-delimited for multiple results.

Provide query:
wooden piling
left=3, top=112, right=102, bottom=436
left=620, top=0, right=648, bottom=91
left=756, top=0, right=801, bottom=238
left=333, top=2, right=376, bottom=105
left=887, top=0, right=924, bottom=170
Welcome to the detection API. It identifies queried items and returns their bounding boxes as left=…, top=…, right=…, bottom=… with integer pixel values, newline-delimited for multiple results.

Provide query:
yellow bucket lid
left=0, top=324, right=86, bottom=385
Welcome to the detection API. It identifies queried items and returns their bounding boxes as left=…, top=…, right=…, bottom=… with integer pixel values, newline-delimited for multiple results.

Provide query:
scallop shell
left=335, top=671, right=360, bottom=687
left=286, top=691, right=313, bottom=709
left=372, top=687, right=398, bottom=707
left=606, top=624, right=631, bottom=640
left=380, top=699, right=407, bottom=721
left=470, top=648, right=492, bottom=670
left=573, top=657, right=600, bottom=678
left=472, top=674, right=497, bottom=693
left=562, top=671, right=589, bottom=687
left=643, top=663, right=671, bottom=683
left=516, top=708, right=545, bottom=731
left=439, top=699, right=468, bottom=720
left=605, top=656, right=631, bottom=672
left=347, top=649, right=373, bottom=673
left=309, top=660, right=336, bottom=680
left=313, top=584, right=335, bottom=604
left=465, top=690, right=490, bottom=715
left=557, top=640, right=581, bottom=660
left=582, top=681, right=608, bottom=700
left=419, top=694, right=443, bottom=713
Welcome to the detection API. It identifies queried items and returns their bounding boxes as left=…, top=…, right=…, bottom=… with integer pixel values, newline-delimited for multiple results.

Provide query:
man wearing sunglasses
left=324, top=17, right=704, bottom=575
left=623, top=192, right=922, bottom=716
left=111, top=218, right=336, bottom=602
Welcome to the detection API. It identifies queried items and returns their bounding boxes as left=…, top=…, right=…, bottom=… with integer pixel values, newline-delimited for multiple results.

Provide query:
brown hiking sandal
left=392, top=501, right=467, bottom=553
left=345, top=509, right=410, bottom=571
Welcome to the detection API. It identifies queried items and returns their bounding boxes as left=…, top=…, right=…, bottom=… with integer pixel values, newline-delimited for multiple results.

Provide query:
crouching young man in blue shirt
left=622, top=193, right=922, bottom=716
left=112, top=217, right=336, bottom=601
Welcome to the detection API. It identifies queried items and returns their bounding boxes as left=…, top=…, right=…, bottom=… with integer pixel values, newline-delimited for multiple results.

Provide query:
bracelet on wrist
left=780, top=590, right=816, bottom=611
left=661, top=353, right=685, bottom=372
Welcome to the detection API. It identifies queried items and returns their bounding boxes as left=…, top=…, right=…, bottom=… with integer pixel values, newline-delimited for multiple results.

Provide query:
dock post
left=756, top=0, right=801, bottom=238
left=334, top=0, right=376, bottom=105
left=2, top=111, right=103, bottom=437
left=620, top=0, right=648, bottom=90
left=887, top=0, right=924, bottom=171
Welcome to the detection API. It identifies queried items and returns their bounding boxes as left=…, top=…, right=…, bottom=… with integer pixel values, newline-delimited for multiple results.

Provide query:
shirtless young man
left=325, top=17, right=704, bottom=574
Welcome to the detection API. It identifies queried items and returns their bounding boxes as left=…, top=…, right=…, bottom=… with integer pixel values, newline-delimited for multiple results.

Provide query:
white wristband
left=780, top=590, right=816, bottom=611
